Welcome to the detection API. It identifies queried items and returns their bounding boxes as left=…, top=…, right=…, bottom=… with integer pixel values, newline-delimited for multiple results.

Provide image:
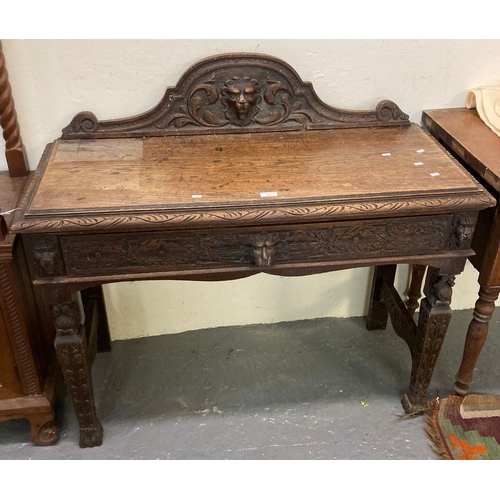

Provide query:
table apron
left=23, top=213, right=475, bottom=281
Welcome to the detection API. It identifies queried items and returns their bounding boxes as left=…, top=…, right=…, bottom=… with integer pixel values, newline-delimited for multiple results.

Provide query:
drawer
left=50, top=214, right=455, bottom=277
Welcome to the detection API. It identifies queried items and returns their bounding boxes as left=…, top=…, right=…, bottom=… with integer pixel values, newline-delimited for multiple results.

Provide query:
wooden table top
left=423, top=108, right=500, bottom=193
left=0, top=172, right=29, bottom=235
left=12, top=124, right=494, bottom=234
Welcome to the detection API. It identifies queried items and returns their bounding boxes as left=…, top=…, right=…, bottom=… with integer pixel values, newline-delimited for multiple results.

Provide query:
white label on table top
left=260, top=191, right=278, bottom=197
left=430, top=172, right=440, bottom=177
left=414, top=161, right=424, bottom=166
left=381, top=153, right=391, bottom=156
left=191, top=194, right=203, bottom=198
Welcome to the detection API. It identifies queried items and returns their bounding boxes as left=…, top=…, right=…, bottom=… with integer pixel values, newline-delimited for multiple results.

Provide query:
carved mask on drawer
left=251, top=240, right=276, bottom=267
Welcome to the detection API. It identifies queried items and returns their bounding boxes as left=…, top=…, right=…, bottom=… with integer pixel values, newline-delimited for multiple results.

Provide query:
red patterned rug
left=425, top=394, right=500, bottom=460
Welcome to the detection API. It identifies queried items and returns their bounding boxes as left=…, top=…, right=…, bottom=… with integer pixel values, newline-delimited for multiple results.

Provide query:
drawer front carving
left=59, top=215, right=453, bottom=276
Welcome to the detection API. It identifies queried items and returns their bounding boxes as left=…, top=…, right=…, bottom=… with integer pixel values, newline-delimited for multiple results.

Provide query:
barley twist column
left=0, top=41, right=29, bottom=177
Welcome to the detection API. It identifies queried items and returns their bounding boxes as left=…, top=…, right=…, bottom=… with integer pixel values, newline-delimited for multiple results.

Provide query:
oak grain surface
left=423, top=108, right=500, bottom=192
left=0, top=171, right=28, bottom=228
left=28, top=125, right=478, bottom=215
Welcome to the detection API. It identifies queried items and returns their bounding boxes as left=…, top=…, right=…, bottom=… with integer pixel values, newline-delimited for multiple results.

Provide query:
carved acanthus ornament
left=60, top=54, right=410, bottom=139
left=160, top=73, right=319, bottom=130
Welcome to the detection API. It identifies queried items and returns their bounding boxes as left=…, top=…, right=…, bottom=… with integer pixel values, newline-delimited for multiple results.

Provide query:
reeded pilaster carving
left=0, top=263, right=39, bottom=395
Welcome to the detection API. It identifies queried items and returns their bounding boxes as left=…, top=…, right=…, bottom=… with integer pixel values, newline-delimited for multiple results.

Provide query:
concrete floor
left=1, top=309, right=499, bottom=459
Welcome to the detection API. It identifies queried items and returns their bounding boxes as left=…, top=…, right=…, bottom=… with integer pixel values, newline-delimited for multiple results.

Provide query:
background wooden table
left=423, top=108, right=500, bottom=395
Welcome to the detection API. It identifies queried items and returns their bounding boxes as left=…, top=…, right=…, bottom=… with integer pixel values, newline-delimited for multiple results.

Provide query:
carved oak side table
left=422, top=108, right=500, bottom=395
left=11, top=54, right=495, bottom=447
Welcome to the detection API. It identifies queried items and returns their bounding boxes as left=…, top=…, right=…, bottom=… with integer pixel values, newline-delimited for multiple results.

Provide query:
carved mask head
left=222, top=77, right=261, bottom=125
left=454, top=215, right=476, bottom=248
left=252, top=240, right=275, bottom=267
left=33, top=241, right=58, bottom=276
left=456, top=222, right=474, bottom=241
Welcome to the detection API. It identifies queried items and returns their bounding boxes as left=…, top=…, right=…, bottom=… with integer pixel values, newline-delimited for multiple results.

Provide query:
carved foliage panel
left=61, top=55, right=410, bottom=138
left=411, top=299, right=452, bottom=398
left=56, top=341, right=97, bottom=427
left=59, top=215, right=453, bottom=276
left=158, top=70, right=321, bottom=130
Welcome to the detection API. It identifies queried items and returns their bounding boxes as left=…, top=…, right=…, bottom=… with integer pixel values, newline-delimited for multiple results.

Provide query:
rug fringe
left=424, top=399, right=450, bottom=460
left=395, top=399, right=451, bottom=459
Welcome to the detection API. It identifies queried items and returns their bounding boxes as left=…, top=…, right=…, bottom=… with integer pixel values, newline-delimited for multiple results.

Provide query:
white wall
left=2, top=40, right=499, bottom=340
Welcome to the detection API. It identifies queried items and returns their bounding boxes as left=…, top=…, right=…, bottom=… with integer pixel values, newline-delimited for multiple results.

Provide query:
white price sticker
left=260, top=192, right=278, bottom=197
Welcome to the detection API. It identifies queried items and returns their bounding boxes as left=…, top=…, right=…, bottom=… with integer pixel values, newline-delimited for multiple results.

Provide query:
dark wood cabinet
left=0, top=42, right=58, bottom=446
left=0, top=173, right=59, bottom=445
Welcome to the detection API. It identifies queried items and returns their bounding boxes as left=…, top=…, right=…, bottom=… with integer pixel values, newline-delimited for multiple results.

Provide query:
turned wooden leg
left=405, top=264, right=426, bottom=318
left=402, top=267, right=454, bottom=413
left=46, top=288, right=103, bottom=448
left=366, top=265, right=397, bottom=330
left=28, top=412, right=59, bottom=446
left=454, top=287, right=499, bottom=396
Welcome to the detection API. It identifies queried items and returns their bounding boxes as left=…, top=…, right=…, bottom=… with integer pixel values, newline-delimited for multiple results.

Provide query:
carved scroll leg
left=405, top=264, right=426, bottom=318
left=366, top=265, right=397, bottom=330
left=46, top=289, right=103, bottom=448
left=28, top=412, right=59, bottom=446
left=402, top=267, right=455, bottom=414
left=454, top=287, right=499, bottom=396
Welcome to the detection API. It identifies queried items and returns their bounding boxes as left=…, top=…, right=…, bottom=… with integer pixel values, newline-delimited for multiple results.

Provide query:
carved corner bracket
left=30, top=236, right=65, bottom=278
left=450, top=212, right=477, bottom=250
left=61, top=53, right=410, bottom=139
left=424, top=267, right=456, bottom=308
